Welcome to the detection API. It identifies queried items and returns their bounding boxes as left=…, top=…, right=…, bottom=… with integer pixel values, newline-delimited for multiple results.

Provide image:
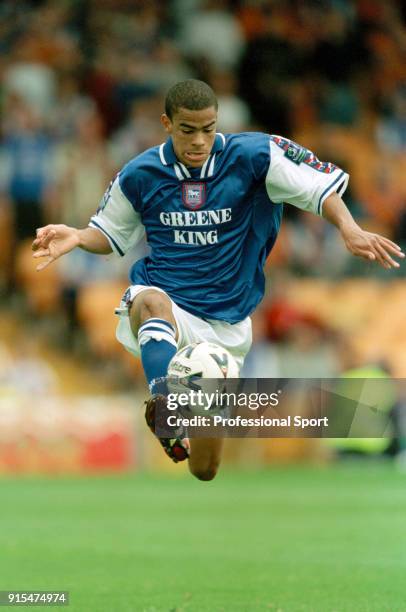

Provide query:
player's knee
left=130, top=290, right=173, bottom=334
left=190, top=463, right=218, bottom=482
left=140, top=292, right=172, bottom=319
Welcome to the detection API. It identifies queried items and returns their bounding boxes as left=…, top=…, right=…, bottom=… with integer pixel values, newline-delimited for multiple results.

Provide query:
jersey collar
left=159, top=133, right=226, bottom=181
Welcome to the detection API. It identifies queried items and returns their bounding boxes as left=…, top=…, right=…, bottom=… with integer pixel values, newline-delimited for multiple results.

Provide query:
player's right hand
left=32, top=224, right=80, bottom=271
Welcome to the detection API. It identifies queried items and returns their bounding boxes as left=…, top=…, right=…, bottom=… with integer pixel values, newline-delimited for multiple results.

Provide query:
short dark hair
left=165, top=79, right=218, bottom=119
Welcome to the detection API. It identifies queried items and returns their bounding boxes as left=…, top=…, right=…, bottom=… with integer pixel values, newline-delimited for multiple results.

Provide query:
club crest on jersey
left=182, top=182, right=206, bottom=210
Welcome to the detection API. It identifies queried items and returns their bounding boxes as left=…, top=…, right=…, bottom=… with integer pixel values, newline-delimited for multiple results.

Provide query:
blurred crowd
left=0, top=0, right=405, bottom=387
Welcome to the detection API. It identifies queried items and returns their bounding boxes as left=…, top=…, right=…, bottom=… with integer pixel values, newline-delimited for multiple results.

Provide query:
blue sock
left=138, top=318, right=177, bottom=394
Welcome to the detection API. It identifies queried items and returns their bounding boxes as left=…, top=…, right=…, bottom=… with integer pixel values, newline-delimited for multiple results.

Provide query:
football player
left=32, top=80, right=404, bottom=480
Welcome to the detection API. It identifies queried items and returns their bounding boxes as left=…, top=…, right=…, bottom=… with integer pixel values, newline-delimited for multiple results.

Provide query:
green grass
left=0, top=464, right=406, bottom=611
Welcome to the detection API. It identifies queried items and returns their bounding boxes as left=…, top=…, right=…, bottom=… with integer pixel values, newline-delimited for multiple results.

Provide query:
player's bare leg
left=189, top=438, right=223, bottom=481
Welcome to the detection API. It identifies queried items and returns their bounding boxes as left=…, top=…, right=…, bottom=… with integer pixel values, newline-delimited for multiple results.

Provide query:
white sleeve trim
left=88, top=216, right=126, bottom=256
left=317, top=170, right=349, bottom=214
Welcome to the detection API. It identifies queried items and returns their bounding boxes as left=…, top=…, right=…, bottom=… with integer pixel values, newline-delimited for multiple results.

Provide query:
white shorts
left=115, top=285, right=252, bottom=370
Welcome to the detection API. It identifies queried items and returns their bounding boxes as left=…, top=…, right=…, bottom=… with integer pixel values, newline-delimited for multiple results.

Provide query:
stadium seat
left=75, top=281, right=150, bottom=380
left=76, top=281, right=128, bottom=358
left=14, top=239, right=62, bottom=314
left=284, top=279, right=333, bottom=323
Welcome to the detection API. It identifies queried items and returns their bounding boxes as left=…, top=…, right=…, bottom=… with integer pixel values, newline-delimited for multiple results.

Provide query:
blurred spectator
left=3, top=43, right=56, bottom=119
left=376, top=84, right=406, bottom=152
left=0, top=97, right=54, bottom=241
left=49, top=74, right=96, bottom=141
left=52, top=108, right=112, bottom=228
left=238, top=2, right=310, bottom=134
left=111, top=51, right=158, bottom=124
left=179, top=0, right=246, bottom=70
left=359, top=158, right=405, bottom=232
left=85, top=47, right=123, bottom=134
left=210, top=69, right=251, bottom=132
left=149, top=39, right=193, bottom=91
left=308, top=3, right=366, bottom=85
left=110, top=95, right=164, bottom=169
left=319, top=82, right=360, bottom=126
left=283, top=210, right=350, bottom=277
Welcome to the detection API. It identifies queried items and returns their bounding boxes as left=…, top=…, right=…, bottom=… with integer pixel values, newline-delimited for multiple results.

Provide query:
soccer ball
left=168, top=341, right=239, bottom=379
left=167, top=342, right=239, bottom=415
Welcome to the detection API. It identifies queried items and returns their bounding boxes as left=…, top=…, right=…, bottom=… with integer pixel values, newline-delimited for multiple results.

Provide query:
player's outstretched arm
left=32, top=224, right=113, bottom=271
left=322, top=193, right=404, bottom=269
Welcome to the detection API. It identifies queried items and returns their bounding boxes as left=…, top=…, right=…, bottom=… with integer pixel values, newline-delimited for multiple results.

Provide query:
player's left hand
left=341, top=225, right=404, bottom=269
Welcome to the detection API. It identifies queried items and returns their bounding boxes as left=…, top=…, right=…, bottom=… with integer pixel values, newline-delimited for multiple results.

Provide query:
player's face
left=161, top=107, right=218, bottom=167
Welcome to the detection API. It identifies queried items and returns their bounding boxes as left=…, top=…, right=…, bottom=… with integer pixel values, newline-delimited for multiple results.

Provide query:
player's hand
left=32, top=224, right=80, bottom=271
left=340, top=225, right=404, bottom=269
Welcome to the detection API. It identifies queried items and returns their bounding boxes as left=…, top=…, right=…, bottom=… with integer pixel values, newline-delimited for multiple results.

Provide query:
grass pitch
left=0, top=464, right=405, bottom=611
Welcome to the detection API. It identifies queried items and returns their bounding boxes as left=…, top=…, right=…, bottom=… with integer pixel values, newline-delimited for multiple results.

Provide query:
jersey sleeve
left=88, top=175, right=145, bottom=257
left=265, top=135, right=349, bottom=215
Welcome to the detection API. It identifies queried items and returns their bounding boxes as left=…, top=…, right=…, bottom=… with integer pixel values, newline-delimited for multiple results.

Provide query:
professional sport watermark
left=153, top=377, right=405, bottom=438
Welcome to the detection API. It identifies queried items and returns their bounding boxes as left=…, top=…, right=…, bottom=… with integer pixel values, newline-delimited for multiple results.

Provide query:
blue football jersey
left=89, top=132, right=348, bottom=323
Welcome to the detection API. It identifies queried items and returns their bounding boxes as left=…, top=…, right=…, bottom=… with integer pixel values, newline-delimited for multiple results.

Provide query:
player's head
left=161, top=79, right=218, bottom=168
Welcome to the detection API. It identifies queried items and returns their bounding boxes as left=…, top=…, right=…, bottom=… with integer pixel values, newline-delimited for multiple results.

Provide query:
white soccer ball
left=167, top=342, right=239, bottom=416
